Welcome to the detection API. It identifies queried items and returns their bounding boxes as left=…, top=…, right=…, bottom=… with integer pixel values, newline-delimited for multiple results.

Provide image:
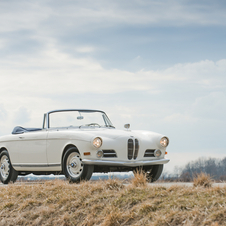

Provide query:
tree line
left=162, top=157, right=226, bottom=182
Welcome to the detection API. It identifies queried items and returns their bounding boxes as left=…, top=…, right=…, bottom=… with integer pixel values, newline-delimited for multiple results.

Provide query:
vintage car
left=0, top=109, right=170, bottom=184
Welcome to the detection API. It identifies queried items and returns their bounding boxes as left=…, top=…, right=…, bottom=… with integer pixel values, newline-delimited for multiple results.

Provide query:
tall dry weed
left=131, top=169, right=147, bottom=187
left=193, top=172, right=213, bottom=188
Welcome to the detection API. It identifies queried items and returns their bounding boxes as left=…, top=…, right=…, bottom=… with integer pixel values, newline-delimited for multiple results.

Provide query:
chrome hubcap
left=71, top=162, right=77, bottom=167
left=66, top=153, right=83, bottom=178
left=0, top=156, right=10, bottom=181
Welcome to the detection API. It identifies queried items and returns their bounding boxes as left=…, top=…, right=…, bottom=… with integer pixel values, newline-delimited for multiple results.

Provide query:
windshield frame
left=44, top=109, right=114, bottom=129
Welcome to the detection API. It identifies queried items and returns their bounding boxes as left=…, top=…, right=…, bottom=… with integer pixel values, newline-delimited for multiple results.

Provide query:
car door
left=8, top=130, right=48, bottom=165
left=46, top=129, right=68, bottom=165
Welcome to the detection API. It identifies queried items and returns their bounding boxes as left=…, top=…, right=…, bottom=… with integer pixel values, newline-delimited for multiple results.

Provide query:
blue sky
left=0, top=0, right=226, bottom=173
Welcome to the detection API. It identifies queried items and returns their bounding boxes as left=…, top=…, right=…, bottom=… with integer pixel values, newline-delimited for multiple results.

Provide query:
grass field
left=0, top=173, right=226, bottom=226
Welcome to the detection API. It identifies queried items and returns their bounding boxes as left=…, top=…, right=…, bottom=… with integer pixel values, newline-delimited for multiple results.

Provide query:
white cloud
left=13, top=106, right=31, bottom=125
left=0, top=105, right=7, bottom=121
left=1, top=43, right=225, bottom=133
left=1, top=46, right=225, bottom=100
left=76, top=46, right=95, bottom=53
left=134, top=56, right=141, bottom=60
left=0, top=40, right=225, bottom=95
left=1, top=0, right=226, bottom=36
left=190, top=92, right=226, bottom=120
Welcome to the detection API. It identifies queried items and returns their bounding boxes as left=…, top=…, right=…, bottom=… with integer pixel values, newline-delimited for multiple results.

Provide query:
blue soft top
left=12, top=126, right=42, bottom=134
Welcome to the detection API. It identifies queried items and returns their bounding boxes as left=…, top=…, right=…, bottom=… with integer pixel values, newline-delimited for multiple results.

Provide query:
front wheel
left=63, top=147, right=93, bottom=183
left=146, top=164, right=163, bottom=182
left=0, top=150, right=18, bottom=184
left=135, top=164, right=163, bottom=183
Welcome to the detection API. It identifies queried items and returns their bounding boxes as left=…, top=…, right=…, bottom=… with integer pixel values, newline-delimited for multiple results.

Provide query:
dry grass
left=104, top=178, right=124, bottom=191
left=193, top=172, right=213, bottom=188
left=1, top=175, right=226, bottom=225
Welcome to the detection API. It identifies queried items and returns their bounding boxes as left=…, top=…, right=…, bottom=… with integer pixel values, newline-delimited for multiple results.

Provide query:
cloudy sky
left=0, top=0, right=226, bottom=173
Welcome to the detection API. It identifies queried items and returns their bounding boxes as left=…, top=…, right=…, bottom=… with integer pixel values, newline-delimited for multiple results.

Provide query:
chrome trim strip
left=13, top=164, right=61, bottom=168
left=47, top=109, right=106, bottom=115
left=82, top=158, right=170, bottom=167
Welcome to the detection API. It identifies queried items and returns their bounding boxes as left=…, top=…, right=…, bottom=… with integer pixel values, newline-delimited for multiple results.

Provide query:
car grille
left=102, top=150, right=117, bottom=158
left=127, top=139, right=139, bottom=160
left=144, top=149, right=155, bottom=157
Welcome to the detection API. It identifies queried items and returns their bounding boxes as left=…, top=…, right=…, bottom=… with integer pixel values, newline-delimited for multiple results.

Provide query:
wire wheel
left=0, top=155, right=10, bottom=181
left=66, top=152, right=84, bottom=178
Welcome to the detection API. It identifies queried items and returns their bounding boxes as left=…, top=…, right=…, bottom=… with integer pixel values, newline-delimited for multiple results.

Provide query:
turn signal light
left=165, top=152, right=168, bottom=155
left=84, top=152, right=91, bottom=156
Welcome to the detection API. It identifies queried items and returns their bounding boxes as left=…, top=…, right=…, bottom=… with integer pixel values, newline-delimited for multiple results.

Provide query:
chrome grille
left=128, top=139, right=134, bottom=160
left=127, top=139, right=139, bottom=160
left=144, top=149, right=155, bottom=157
left=134, top=139, right=139, bottom=160
left=103, top=150, right=117, bottom=158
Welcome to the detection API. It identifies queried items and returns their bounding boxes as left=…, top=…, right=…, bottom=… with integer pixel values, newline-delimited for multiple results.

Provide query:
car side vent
left=102, top=150, right=117, bottom=158
left=128, top=139, right=134, bottom=160
left=128, top=139, right=139, bottom=160
left=144, top=149, right=155, bottom=157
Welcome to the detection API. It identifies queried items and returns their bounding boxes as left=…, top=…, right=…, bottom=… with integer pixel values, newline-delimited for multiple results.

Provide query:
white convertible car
left=0, top=109, right=170, bottom=184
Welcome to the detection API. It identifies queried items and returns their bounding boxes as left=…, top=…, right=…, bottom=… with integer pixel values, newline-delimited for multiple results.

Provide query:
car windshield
left=48, top=110, right=114, bottom=128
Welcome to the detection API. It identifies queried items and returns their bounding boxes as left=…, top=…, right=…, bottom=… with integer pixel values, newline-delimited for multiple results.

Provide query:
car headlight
left=160, top=137, right=169, bottom=147
left=93, top=137, right=102, bottom=148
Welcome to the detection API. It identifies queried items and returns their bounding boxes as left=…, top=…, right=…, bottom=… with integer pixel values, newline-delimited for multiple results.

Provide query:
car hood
left=71, top=128, right=164, bottom=141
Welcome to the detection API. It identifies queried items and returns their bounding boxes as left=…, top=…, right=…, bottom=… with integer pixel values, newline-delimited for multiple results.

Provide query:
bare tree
left=178, top=157, right=226, bottom=181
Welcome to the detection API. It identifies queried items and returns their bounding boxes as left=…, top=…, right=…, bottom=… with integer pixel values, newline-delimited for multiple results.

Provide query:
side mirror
left=124, top=124, right=130, bottom=129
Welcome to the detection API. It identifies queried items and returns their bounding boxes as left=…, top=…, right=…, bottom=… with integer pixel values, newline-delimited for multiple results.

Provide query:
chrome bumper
left=82, top=158, right=170, bottom=167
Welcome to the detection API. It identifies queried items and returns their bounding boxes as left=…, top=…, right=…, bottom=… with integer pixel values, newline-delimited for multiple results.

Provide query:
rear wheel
left=63, top=147, right=93, bottom=183
left=0, top=150, right=18, bottom=184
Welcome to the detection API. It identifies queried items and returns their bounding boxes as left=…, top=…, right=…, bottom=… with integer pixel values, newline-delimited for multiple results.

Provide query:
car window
left=49, top=111, right=113, bottom=128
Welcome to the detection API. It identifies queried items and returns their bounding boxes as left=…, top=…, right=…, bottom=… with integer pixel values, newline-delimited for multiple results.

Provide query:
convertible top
left=12, top=126, right=42, bottom=134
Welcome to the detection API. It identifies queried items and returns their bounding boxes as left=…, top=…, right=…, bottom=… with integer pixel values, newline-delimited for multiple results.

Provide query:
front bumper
left=82, top=158, right=170, bottom=167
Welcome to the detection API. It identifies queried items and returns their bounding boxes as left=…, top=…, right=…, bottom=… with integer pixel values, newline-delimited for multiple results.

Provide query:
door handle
left=19, top=137, right=25, bottom=139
